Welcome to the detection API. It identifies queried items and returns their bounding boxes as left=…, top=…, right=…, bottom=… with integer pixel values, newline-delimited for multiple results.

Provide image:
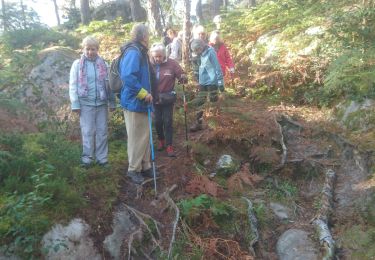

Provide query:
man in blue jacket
left=189, top=38, right=224, bottom=132
left=119, top=24, right=154, bottom=184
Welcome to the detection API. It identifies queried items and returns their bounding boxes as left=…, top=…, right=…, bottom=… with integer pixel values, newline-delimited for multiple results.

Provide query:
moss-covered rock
left=216, top=154, right=240, bottom=177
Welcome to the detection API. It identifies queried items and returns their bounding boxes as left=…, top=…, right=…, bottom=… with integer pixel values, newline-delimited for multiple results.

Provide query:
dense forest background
left=0, top=0, right=374, bottom=259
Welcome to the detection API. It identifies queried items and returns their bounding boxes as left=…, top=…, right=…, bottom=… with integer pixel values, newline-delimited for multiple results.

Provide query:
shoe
left=166, top=145, right=176, bottom=157
left=141, top=168, right=158, bottom=178
left=98, top=162, right=110, bottom=168
left=189, top=122, right=203, bottom=132
left=127, top=171, right=144, bottom=184
left=157, top=140, right=165, bottom=151
left=80, top=162, right=92, bottom=168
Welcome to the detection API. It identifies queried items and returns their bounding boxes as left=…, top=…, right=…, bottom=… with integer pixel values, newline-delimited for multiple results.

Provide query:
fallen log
left=311, top=169, right=336, bottom=260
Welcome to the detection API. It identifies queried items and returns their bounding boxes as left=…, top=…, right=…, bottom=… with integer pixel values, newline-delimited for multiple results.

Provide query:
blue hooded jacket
left=119, top=42, right=153, bottom=113
left=198, top=46, right=223, bottom=87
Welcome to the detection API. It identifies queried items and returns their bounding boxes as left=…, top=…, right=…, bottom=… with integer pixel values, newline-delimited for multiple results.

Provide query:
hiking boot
left=157, top=139, right=165, bottom=151
left=166, top=145, right=176, bottom=157
left=189, top=122, right=203, bottom=132
left=127, top=171, right=144, bottom=184
left=141, top=168, right=158, bottom=178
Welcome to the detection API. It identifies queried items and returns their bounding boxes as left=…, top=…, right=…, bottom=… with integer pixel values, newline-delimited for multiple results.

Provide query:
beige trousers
left=123, top=109, right=151, bottom=172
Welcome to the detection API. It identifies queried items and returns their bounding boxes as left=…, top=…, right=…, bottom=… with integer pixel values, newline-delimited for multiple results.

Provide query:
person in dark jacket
left=119, top=23, right=154, bottom=184
left=150, top=43, right=187, bottom=157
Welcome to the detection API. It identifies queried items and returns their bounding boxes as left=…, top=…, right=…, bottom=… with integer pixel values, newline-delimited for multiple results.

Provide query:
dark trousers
left=154, top=103, right=174, bottom=146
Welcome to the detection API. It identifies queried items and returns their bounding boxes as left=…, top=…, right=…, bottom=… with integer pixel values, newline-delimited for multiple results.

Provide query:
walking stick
left=147, top=106, right=157, bottom=195
left=182, top=84, right=189, bottom=154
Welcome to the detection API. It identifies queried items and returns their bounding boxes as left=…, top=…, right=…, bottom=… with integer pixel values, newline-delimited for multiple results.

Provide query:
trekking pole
left=182, top=84, right=189, bottom=154
left=147, top=106, right=157, bottom=195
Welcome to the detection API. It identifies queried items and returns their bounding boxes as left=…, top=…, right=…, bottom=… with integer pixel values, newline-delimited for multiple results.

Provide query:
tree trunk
left=249, top=0, right=256, bottom=7
left=182, top=0, right=191, bottom=69
left=20, top=0, right=27, bottom=28
left=1, top=0, right=7, bottom=31
left=80, top=0, right=91, bottom=25
left=147, top=0, right=162, bottom=36
left=52, top=0, right=61, bottom=26
left=196, top=0, right=203, bottom=23
left=213, top=0, right=220, bottom=16
left=129, top=0, right=144, bottom=22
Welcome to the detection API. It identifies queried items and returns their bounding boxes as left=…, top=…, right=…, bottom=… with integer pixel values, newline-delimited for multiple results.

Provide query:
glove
left=229, top=67, right=235, bottom=74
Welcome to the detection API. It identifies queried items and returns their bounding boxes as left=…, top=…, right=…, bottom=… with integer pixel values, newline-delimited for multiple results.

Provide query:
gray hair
left=190, top=39, right=205, bottom=52
left=131, top=23, right=149, bottom=42
left=82, top=36, right=99, bottom=48
left=150, top=43, right=166, bottom=56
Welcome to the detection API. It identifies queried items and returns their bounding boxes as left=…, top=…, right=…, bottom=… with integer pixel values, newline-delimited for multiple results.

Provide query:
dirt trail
left=92, top=99, right=373, bottom=259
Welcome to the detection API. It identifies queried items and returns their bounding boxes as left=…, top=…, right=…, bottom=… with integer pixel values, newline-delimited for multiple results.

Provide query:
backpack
left=108, top=50, right=126, bottom=94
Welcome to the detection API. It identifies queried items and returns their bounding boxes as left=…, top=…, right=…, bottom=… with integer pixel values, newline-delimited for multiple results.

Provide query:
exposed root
left=312, top=169, right=336, bottom=260
left=157, top=184, right=179, bottom=259
left=123, top=203, right=162, bottom=252
left=136, top=177, right=161, bottom=199
left=127, top=228, right=143, bottom=260
left=242, top=197, right=259, bottom=257
left=275, top=116, right=288, bottom=167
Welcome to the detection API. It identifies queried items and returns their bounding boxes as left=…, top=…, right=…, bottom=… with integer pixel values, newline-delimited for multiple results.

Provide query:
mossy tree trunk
left=129, top=0, right=144, bottom=22
left=147, top=0, right=163, bottom=36
left=80, top=0, right=91, bottom=25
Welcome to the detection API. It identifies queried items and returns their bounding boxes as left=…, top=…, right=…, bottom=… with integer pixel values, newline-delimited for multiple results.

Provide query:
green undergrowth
left=0, top=131, right=124, bottom=258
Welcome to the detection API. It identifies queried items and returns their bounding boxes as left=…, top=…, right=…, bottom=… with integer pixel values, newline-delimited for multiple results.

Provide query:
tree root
left=311, top=169, right=336, bottom=260
left=242, top=197, right=259, bottom=257
left=274, top=116, right=288, bottom=168
left=136, top=177, right=161, bottom=199
left=157, top=184, right=179, bottom=259
left=122, top=203, right=162, bottom=258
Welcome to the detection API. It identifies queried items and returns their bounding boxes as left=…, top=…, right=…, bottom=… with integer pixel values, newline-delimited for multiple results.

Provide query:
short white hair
left=150, top=43, right=166, bottom=56
left=82, top=36, right=99, bottom=48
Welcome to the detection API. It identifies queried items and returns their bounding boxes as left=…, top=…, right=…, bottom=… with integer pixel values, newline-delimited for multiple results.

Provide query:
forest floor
left=79, top=92, right=374, bottom=259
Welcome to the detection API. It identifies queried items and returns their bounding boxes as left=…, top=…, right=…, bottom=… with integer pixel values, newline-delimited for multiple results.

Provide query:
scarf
left=77, top=54, right=107, bottom=99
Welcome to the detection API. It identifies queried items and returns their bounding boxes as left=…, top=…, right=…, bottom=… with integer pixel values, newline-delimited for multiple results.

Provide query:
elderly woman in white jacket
left=69, top=36, right=115, bottom=167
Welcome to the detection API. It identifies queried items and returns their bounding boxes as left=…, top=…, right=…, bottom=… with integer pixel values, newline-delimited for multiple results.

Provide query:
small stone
left=216, top=154, right=240, bottom=177
left=209, top=172, right=216, bottom=178
left=270, top=202, right=290, bottom=220
left=203, top=159, right=211, bottom=166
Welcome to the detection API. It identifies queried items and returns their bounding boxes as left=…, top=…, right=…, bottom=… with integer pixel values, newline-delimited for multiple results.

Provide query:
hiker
left=168, top=31, right=183, bottom=63
left=189, top=39, right=224, bottom=132
left=190, top=25, right=207, bottom=81
left=165, top=29, right=177, bottom=58
left=119, top=24, right=155, bottom=184
left=69, top=36, right=115, bottom=167
left=150, top=43, right=187, bottom=157
left=209, top=30, right=235, bottom=78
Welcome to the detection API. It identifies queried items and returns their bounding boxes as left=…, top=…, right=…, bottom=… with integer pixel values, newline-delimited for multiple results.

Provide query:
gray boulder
left=27, top=46, right=79, bottom=123
left=41, top=218, right=101, bottom=260
left=216, top=154, right=240, bottom=177
left=276, top=229, right=319, bottom=260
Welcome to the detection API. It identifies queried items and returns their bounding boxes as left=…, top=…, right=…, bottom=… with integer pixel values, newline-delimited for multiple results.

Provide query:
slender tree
left=146, top=0, right=162, bottom=36
left=80, top=0, right=90, bottom=24
left=196, top=0, right=202, bottom=23
left=20, top=0, right=27, bottom=28
left=129, top=0, right=144, bottom=22
left=1, top=0, right=8, bottom=31
left=52, top=0, right=61, bottom=26
left=212, top=0, right=220, bottom=16
left=182, top=0, right=191, bottom=69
